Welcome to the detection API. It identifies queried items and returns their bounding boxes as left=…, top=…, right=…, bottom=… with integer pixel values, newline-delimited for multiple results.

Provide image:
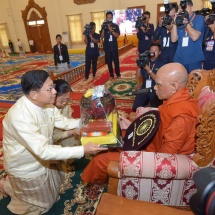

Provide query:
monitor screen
left=107, top=8, right=143, bottom=35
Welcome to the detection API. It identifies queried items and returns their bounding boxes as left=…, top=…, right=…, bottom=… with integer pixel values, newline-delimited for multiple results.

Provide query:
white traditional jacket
left=3, top=96, right=84, bottom=178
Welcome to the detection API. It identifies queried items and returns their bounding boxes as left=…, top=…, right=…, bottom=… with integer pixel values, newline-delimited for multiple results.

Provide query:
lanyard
left=184, top=13, right=196, bottom=35
left=164, top=30, right=170, bottom=47
left=58, top=46, right=61, bottom=55
left=148, top=62, right=156, bottom=79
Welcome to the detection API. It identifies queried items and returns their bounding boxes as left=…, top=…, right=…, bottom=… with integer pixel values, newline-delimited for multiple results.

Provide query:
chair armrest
left=107, top=161, right=120, bottom=195
left=108, top=161, right=120, bottom=178
left=119, top=151, right=199, bottom=180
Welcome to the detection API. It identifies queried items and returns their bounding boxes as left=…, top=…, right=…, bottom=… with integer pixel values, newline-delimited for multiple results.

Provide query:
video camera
left=83, top=23, right=93, bottom=36
left=102, top=20, right=112, bottom=30
left=162, top=0, right=173, bottom=27
left=190, top=167, right=215, bottom=215
left=175, top=0, right=189, bottom=27
left=135, top=16, right=147, bottom=29
left=136, top=50, right=155, bottom=68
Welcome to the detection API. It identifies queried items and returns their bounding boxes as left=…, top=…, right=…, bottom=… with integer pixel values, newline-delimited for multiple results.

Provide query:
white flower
left=123, top=185, right=138, bottom=199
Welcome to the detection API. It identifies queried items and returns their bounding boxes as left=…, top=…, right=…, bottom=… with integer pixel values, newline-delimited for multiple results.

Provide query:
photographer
left=84, top=22, right=100, bottom=80
left=132, top=43, right=165, bottom=111
left=171, top=0, right=205, bottom=73
left=101, top=11, right=121, bottom=79
left=136, top=11, right=154, bottom=54
left=153, top=3, right=178, bottom=63
left=203, top=14, right=215, bottom=70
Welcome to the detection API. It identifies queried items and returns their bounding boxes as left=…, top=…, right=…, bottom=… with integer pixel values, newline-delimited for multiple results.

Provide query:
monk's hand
left=68, top=128, right=80, bottom=136
left=119, top=115, right=132, bottom=130
left=136, top=107, right=152, bottom=118
left=84, top=143, right=108, bottom=155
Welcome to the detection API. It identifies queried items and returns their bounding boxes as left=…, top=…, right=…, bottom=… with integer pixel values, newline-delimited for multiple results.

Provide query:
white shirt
left=3, top=96, right=84, bottom=178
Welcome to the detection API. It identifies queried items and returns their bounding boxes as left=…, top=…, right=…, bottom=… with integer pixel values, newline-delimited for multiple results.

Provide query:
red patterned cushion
left=119, top=151, right=199, bottom=179
left=198, top=86, right=215, bottom=110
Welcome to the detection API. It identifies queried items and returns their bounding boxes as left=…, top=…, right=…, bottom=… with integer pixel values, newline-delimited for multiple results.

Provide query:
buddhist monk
left=81, top=62, right=200, bottom=186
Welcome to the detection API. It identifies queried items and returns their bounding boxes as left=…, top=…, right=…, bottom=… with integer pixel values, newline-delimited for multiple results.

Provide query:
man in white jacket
left=0, top=70, right=107, bottom=214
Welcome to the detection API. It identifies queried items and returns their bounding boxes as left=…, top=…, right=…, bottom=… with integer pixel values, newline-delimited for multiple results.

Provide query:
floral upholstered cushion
left=198, top=86, right=215, bottom=110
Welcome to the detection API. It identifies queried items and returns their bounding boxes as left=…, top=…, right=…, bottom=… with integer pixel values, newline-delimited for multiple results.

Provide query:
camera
left=83, top=24, right=93, bottom=36
left=102, top=20, right=112, bottom=30
left=190, top=167, right=215, bottom=215
left=162, top=2, right=173, bottom=27
left=205, top=0, right=215, bottom=26
left=175, top=0, right=189, bottom=27
left=136, top=50, right=155, bottom=68
left=135, top=16, right=147, bottom=29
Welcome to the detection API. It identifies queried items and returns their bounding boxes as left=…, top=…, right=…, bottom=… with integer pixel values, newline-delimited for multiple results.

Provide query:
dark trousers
left=9, top=47, right=15, bottom=54
left=105, top=50, right=120, bottom=77
left=132, top=92, right=162, bottom=111
left=85, top=54, right=98, bottom=79
left=30, top=45, right=36, bottom=53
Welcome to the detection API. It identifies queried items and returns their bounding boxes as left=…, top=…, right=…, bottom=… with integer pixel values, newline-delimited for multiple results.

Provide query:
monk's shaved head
left=154, top=63, right=188, bottom=100
left=157, top=63, right=188, bottom=88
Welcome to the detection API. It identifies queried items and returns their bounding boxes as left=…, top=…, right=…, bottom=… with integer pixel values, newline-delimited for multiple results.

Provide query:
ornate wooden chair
left=107, top=69, right=215, bottom=206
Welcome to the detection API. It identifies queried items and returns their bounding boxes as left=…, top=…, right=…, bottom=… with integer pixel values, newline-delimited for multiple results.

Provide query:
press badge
left=146, top=79, right=152, bottom=88
left=206, top=40, right=214, bottom=51
left=145, top=35, right=149, bottom=40
left=163, top=37, right=170, bottom=47
left=59, top=55, right=63, bottom=61
left=182, top=37, right=189, bottom=47
left=109, top=35, right=113, bottom=42
left=90, top=42, right=94, bottom=48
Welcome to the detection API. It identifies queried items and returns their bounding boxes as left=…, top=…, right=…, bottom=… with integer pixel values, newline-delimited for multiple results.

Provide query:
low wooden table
left=96, top=193, right=194, bottom=215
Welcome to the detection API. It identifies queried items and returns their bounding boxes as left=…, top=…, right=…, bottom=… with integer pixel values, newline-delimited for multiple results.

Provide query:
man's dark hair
left=170, top=3, right=179, bottom=12
left=21, top=70, right=49, bottom=95
left=143, top=11, right=150, bottom=17
left=186, top=0, right=193, bottom=6
left=53, top=79, right=72, bottom=96
left=90, top=22, right=96, bottom=27
left=56, top=34, right=62, bottom=39
left=150, top=43, right=161, bottom=51
left=106, top=11, right=113, bottom=17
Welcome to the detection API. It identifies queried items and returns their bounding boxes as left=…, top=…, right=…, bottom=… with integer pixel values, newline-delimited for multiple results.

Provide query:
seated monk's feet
left=0, top=178, right=8, bottom=198
left=82, top=180, right=107, bottom=188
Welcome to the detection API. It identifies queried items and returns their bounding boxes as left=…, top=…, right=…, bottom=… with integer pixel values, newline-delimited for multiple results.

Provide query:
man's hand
left=140, top=26, right=146, bottom=32
left=134, top=84, right=141, bottom=90
left=108, top=24, right=113, bottom=32
left=136, top=107, right=152, bottom=118
left=84, top=143, right=108, bottom=155
left=158, top=17, right=163, bottom=27
left=55, top=66, right=58, bottom=70
left=183, top=18, right=189, bottom=26
left=119, top=115, right=132, bottom=130
left=68, top=128, right=80, bottom=136
left=143, top=64, right=150, bottom=73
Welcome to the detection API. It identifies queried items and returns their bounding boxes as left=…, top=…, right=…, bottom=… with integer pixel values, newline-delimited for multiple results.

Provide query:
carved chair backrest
left=187, top=69, right=215, bottom=167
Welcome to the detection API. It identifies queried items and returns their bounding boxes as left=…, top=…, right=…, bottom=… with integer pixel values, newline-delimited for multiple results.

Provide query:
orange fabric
left=81, top=87, right=200, bottom=184
left=81, top=151, right=120, bottom=184
left=145, top=87, right=199, bottom=154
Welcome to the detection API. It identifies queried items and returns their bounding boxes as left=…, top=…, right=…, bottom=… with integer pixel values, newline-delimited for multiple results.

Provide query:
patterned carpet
left=0, top=53, right=85, bottom=103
